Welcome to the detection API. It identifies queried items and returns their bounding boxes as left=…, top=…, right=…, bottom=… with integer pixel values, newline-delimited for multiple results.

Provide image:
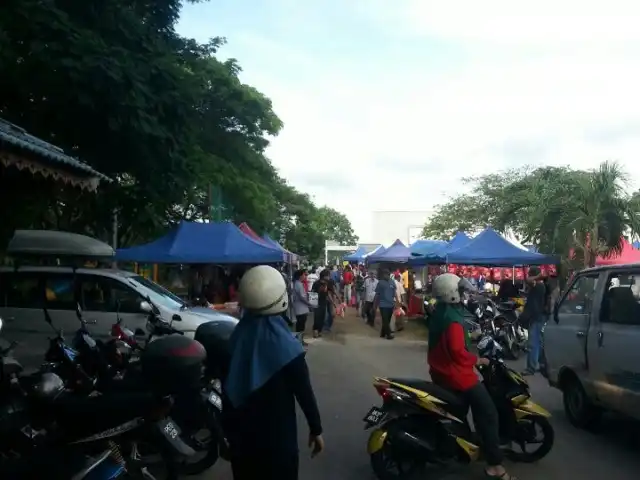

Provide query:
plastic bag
left=308, top=292, right=319, bottom=308
left=393, top=307, right=405, bottom=318
left=336, top=303, right=346, bottom=317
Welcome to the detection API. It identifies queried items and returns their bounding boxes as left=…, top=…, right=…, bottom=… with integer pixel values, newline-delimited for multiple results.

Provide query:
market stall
left=343, top=245, right=369, bottom=263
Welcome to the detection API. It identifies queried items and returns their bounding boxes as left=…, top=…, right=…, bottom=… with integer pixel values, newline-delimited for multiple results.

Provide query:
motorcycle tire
left=505, top=415, right=554, bottom=463
left=178, top=406, right=221, bottom=476
left=369, top=418, right=429, bottom=480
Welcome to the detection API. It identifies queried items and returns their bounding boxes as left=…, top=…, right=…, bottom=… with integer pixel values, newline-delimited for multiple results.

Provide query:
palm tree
left=557, top=161, right=640, bottom=267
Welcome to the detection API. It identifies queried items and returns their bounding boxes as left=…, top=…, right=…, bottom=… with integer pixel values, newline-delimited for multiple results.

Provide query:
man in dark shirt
left=522, top=267, right=546, bottom=376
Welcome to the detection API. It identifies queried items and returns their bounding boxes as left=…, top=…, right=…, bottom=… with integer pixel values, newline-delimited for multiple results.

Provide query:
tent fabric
left=363, top=245, right=385, bottom=259
left=116, top=221, right=286, bottom=264
left=262, top=234, right=299, bottom=263
left=367, top=239, right=410, bottom=263
left=596, top=238, right=640, bottom=265
left=344, top=246, right=369, bottom=262
left=410, top=239, right=447, bottom=256
left=409, top=231, right=470, bottom=266
left=238, top=222, right=270, bottom=245
left=444, top=228, right=557, bottom=266
left=633, top=241, right=640, bottom=250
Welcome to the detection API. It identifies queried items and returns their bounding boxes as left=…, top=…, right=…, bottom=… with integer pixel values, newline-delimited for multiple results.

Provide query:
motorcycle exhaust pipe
left=394, top=431, right=435, bottom=453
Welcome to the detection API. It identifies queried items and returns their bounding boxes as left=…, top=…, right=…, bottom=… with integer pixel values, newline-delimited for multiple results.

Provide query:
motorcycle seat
left=49, top=391, right=160, bottom=437
left=496, top=301, right=516, bottom=311
left=387, top=377, right=466, bottom=409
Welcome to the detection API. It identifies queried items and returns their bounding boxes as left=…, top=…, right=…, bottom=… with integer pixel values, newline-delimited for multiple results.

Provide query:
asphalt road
left=202, top=319, right=640, bottom=480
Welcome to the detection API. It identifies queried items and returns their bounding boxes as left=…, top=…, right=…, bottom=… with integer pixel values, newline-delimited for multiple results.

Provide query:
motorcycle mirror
left=139, top=300, right=153, bottom=314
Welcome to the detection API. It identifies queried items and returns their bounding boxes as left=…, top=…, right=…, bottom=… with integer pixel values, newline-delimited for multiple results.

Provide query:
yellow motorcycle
left=363, top=336, right=554, bottom=479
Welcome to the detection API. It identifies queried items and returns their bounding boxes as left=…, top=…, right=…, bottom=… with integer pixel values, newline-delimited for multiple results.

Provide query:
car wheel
left=563, top=376, right=602, bottom=430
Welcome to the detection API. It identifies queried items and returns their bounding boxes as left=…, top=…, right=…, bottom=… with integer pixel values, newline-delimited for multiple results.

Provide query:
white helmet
left=239, top=265, right=288, bottom=316
left=433, top=273, right=461, bottom=304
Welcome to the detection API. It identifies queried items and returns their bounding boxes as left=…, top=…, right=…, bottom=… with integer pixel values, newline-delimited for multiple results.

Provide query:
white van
left=544, top=263, right=640, bottom=428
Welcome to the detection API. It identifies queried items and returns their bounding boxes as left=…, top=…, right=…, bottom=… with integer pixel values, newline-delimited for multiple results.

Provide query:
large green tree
left=0, top=0, right=357, bottom=256
left=422, top=161, right=640, bottom=267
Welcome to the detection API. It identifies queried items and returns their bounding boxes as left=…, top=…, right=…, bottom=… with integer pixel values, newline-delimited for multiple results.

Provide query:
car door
left=587, top=268, right=640, bottom=418
left=78, top=274, right=148, bottom=339
left=0, top=271, right=50, bottom=364
left=546, top=272, right=601, bottom=393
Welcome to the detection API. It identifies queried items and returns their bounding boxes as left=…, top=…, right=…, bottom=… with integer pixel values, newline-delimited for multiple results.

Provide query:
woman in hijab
left=223, top=265, right=324, bottom=480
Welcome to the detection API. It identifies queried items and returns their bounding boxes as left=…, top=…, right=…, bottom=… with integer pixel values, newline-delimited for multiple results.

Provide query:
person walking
left=392, top=273, right=406, bottom=332
left=374, top=268, right=396, bottom=340
left=292, top=269, right=313, bottom=346
left=223, top=265, right=324, bottom=480
left=342, top=265, right=354, bottom=307
left=363, top=270, right=378, bottom=326
left=522, top=267, right=546, bottom=376
left=311, top=270, right=335, bottom=338
left=355, top=268, right=366, bottom=317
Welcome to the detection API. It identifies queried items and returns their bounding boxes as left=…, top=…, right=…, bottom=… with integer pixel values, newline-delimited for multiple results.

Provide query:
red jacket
left=428, top=322, right=478, bottom=391
left=343, top=271, right=354, bottom=285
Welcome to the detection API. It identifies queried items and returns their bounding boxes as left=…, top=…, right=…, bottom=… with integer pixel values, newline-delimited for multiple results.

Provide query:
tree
left=0, top=0, right=358, bottom=255
left=422, top=161, right=640, bottom=267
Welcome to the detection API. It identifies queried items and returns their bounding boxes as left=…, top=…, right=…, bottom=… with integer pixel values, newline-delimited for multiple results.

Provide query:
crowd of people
left=289, top=264, right=412, bottom=341
left=224, top=264, right=533, bottom=480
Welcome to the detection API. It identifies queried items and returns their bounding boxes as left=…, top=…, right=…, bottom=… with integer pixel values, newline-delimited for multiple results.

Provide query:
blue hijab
left=225, top=313, right=304, bottom=408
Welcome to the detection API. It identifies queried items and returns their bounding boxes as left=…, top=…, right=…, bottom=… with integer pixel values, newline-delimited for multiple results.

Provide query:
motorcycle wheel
left=369, top=419, right=427, bottom=480
left=505, top=415, right=554, bottom=463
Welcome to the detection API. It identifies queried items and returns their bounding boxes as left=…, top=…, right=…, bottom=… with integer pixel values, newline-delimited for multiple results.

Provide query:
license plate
left=363, top=406, right=386, bottom=427
left=156, top=417, right=196, bottom=457
left=208, top=391, right=222, bottom=410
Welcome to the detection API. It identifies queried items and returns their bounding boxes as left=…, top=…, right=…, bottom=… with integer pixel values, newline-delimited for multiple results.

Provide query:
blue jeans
left=527, top=320, right=543, bottom=372
left=324, top=304, right=334, bottom=332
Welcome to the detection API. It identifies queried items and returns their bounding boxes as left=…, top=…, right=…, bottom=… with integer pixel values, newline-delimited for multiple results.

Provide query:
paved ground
left=203, top=310, right=640, bottom=480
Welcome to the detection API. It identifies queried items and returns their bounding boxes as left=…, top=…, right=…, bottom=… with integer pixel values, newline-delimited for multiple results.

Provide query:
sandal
left=485, top=471, right=517, bottom=480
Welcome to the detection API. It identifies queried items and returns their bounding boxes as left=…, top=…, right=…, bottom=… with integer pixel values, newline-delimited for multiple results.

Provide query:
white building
left=371, top=210, right=435, bottom=246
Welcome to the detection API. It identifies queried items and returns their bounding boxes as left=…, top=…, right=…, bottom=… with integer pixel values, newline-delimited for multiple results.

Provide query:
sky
left=177, top=0, right=640, bottom=242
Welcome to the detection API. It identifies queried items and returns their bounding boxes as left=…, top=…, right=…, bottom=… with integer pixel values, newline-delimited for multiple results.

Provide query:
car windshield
left=127, top=275, right=186, bottom=311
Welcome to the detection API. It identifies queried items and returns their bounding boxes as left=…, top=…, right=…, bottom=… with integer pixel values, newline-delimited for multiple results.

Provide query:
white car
left=0, top=230, right=237, bottom=365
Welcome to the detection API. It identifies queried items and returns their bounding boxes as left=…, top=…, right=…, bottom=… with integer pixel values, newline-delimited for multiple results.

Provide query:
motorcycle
left=0, top=316, right=197, bottom=480
left=39, top=302, right=226, bottom=476
left=492, top=300, right=528, bottom=360
left=362, top=335, right=554, bottom=479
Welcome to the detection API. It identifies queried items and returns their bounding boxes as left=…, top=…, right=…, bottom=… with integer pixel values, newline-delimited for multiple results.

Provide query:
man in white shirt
left=392, top=273, right=406, bottom=332
left=363, top=270, right=378, bottom=326
left=307, top=267, right=319, bottom=286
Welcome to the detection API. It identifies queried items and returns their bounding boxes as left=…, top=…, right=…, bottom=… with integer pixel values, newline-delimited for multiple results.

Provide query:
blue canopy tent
left=367, top=239, right=411, bottom=263
left=409, top=231, right=471, bottom=266
left=410, top=239, right=447, bottom=256
left=430, top=228, right=557, bottom=266
left=344, top=246, right=369, bottom=262
left=262, top=234, right=299, bottom=263
left=116, top=221, right=287, bottom=264
left=634, top=241, right=640, bottom=249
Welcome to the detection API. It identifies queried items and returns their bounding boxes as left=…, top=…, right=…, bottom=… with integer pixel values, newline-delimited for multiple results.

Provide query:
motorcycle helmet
left=477, top=335, right=502, bottom=359
left=239, top=265, right=288, bottom=315
left=433, top=273, right=462, bottom=303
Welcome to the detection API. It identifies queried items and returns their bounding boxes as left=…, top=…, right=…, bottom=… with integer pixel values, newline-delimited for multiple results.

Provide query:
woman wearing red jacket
left=428, top=273, right=516, bottom=480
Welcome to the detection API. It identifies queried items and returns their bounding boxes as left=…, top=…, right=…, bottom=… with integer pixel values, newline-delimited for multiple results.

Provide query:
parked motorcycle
left=492, top=300, right=528, bottom=360
left=38, top=302, right=227, bottom=476
left=363, top=335, right=554, bottom=479
left=0, top=316, right=199, bottom=480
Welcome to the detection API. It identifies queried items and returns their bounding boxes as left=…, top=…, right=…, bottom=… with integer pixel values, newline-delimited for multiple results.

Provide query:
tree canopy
left=422, top=161, right=640, bottom=267
left=0, top=0, right=356, bottom=262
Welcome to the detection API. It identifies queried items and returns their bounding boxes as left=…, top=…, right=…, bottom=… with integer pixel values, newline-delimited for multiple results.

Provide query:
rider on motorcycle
left=428, top=273, right=517, bottom=480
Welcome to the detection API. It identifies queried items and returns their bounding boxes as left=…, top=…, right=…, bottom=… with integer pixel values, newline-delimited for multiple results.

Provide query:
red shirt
left=428, top=323, right=478, bottom=391
left=343, top=271, right=354, bottom=285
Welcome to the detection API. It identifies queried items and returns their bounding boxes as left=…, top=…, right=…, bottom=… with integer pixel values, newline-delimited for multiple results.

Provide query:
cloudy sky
left=178, top=0, right=640, bottom=241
